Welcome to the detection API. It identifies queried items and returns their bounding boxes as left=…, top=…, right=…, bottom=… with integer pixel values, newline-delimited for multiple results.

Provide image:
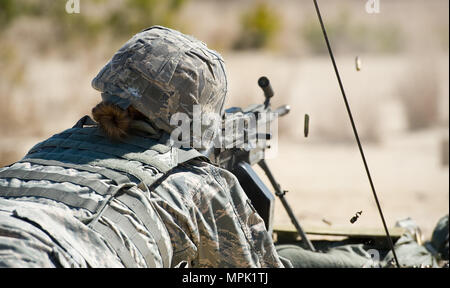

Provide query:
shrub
left=300, top=9, right=403, bottom=55
left=233, top=1, right=281, bottom=50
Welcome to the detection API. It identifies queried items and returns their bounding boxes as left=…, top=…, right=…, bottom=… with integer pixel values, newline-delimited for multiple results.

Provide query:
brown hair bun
left=92, top=102, right=131, bottom=140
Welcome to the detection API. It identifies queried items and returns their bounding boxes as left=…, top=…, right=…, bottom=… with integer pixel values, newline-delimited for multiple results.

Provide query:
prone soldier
left=0, top=26, right=288, bottom=268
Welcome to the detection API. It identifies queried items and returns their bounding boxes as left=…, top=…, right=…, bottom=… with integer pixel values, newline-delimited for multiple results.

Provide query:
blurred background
left=0, top=0, right=448, bottom=239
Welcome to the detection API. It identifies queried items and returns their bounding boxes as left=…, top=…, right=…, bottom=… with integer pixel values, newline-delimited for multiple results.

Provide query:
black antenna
left=312, top=0, right=400, bottom=268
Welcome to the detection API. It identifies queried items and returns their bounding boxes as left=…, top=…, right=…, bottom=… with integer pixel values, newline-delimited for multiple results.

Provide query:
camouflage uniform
left=0, top=26, right=285, bottom=268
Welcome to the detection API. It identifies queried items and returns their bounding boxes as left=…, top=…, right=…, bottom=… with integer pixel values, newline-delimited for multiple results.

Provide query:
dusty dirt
left=265, top=132, right=449, bottom=240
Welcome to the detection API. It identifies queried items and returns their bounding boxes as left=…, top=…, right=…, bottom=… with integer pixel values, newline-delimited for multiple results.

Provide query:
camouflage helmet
left=92, top=26, right=227, bottom=135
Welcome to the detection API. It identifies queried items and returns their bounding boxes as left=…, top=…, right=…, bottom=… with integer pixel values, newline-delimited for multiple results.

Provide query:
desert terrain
left=0, top=0, right=448, bottom=240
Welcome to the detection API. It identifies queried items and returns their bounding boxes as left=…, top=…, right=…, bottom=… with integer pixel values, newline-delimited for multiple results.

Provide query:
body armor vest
left=0, top=116, right=207, bottom=268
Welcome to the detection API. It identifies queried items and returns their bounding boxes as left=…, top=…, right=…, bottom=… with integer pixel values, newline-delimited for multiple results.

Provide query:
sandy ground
left=265, top=131, right=449, bottom=240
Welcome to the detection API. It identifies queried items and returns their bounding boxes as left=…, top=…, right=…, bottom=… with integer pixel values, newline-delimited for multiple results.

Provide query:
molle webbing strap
left=117, top=193, right=171, bottom=267
left=0, top=186, right=100, bottom=213
left=0, top=169, right=110, bottom=196
left=28, top=137, right=171, bottom=173
left=90, top=221, right=138, bottom=268
left=72, top=115, right=97, bottom=128
left=28, top=129, right=172, bottom=173
left=176, top=148, right=209, bottom=165
left=101, top=207, right=159, bottom=268
left=8, top=123, right=209, bottom=267
left=18, top=158, right=131, bottom=185
left=23, top=151, right=160, bottom=187
left=58, top=126, right=170, bottom=153
left=0, top=165, right=136, bottom=215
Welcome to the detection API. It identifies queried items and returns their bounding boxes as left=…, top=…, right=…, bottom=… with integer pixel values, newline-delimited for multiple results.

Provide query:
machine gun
left=204, top=76, right=316, bottom=252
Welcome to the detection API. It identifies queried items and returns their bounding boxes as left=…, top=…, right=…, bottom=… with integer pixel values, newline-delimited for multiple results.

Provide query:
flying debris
left=350, top=211, right=363, bottom=224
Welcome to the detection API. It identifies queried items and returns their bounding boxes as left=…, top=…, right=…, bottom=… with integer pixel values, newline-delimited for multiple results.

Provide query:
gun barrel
left=274, top=105, right=290, bottom=117
left=258, top=76, right=274, bottom=99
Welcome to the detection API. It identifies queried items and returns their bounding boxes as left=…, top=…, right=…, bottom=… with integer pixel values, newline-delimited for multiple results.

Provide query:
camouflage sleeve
left=209, top=166, right=285, bottom=268
left=152, top=161, right=285, bottom=268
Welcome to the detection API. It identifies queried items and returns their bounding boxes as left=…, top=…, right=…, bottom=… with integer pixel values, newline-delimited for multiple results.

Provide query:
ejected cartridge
left=304, top=114, right=310, bottom=138
left=355, top=56, right=362, bottom=71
